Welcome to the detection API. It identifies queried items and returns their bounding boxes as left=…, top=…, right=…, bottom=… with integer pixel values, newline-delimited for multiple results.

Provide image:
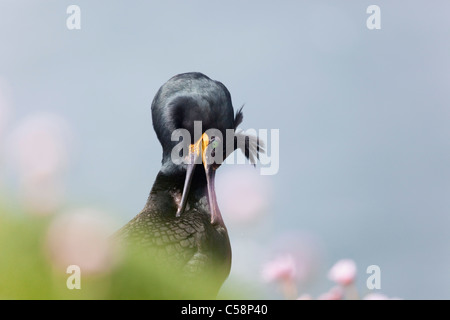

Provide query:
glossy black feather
left=117, top=72, right=262, bottom=298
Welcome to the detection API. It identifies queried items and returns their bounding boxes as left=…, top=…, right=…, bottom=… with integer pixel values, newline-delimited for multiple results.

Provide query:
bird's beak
left=176, top=133, right=224, bottom=227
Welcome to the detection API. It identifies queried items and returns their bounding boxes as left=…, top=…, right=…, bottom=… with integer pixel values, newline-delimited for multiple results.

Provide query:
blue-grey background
left=1, top=1, right=449, bottom=299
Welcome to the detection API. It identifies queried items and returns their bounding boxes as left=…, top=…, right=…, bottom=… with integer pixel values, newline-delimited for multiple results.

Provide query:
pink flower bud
left=327, top=259, right=357, bottom=286
left=261, top=254, right=296, bottom=283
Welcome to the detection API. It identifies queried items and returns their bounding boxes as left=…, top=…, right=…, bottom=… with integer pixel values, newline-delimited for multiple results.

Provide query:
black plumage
left=116, top=72, right=262, bottom=298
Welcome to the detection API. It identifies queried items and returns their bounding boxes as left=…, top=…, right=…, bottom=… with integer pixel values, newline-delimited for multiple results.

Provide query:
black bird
left=116, top=72, right=262, bottom=298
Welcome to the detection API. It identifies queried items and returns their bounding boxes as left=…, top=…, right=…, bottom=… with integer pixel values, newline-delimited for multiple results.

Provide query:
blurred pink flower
left=21, top=175, right=65, bottom=214
left=261, top=254, right=296, bottom=283
left=328, top=259, right=357, bottom=286
left=317, top=286, right=344, bottom=300
left=6, top=113, right=72, bottom=215
left=270, top=232, right=323, bottom=284
left=8, top=113, right=71, bottom=177
left=45, top=208, right=120, bottom=275
left=297, top=294, right=313, bottom=300
left=216, top=166, right=271, bottom=224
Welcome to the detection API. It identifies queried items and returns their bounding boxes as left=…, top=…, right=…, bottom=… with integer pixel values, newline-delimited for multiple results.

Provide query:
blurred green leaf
left=0, top=210, right=243, bottom=300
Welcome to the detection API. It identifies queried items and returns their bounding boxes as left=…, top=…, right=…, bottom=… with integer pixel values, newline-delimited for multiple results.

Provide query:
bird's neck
left=144, top=169, right=210, bottom=218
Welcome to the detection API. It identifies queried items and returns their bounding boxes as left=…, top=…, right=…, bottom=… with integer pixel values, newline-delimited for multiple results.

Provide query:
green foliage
left=0, top=210, right=240, bottom=300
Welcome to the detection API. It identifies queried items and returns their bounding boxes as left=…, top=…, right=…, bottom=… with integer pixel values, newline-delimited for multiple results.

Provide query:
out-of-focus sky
left=1, top=1, right=449, bottom=299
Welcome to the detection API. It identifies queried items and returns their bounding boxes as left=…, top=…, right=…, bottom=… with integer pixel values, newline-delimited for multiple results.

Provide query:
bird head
left=151, top=72, right=263, bottom=226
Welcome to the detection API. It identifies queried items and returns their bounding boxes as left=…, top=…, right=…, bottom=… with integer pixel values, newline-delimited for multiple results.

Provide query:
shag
left=117, top=72, right=262, bottom=297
